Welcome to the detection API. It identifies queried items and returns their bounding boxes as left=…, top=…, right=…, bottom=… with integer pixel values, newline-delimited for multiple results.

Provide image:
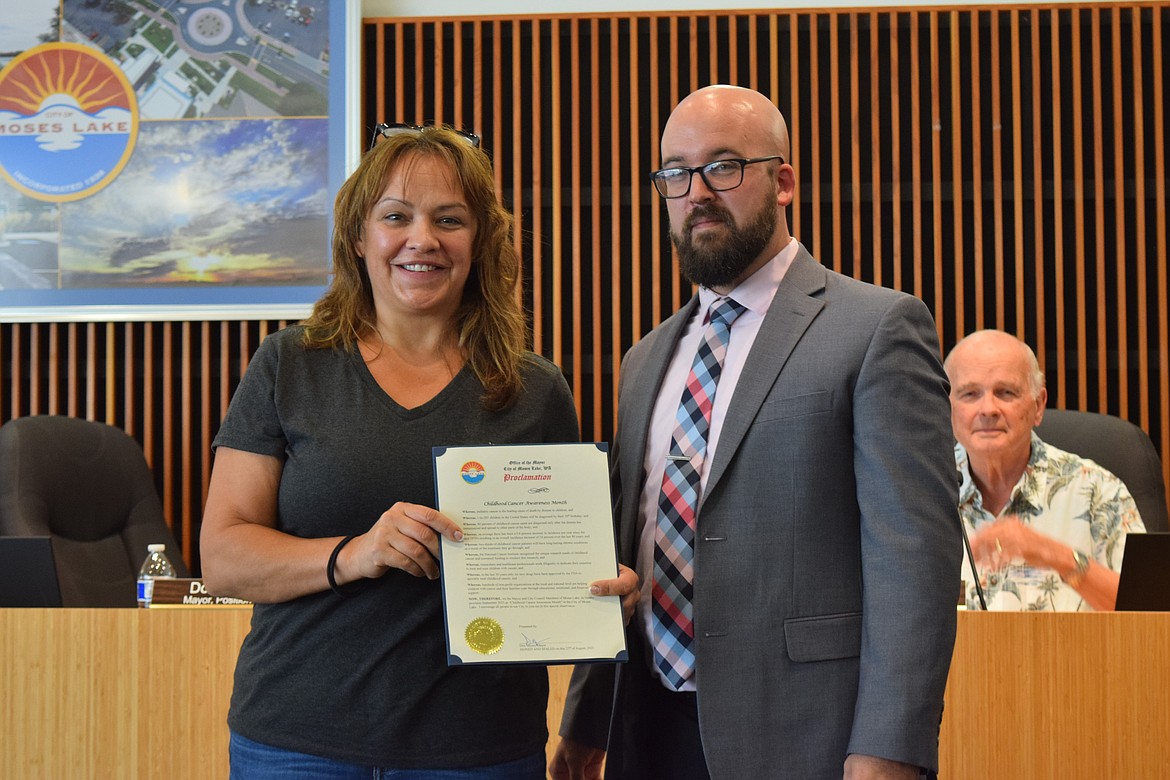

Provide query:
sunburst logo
left=461, top=461, right=486, bottom=485
left=0, top=43, right=138, bottom=203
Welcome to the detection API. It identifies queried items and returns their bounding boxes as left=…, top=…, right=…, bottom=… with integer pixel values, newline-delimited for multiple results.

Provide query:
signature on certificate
left=522, top=633, right=550, bottom=647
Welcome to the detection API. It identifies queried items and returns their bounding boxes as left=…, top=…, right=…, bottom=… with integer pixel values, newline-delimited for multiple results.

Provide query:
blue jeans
left=229, top=732, right=546, bottom=780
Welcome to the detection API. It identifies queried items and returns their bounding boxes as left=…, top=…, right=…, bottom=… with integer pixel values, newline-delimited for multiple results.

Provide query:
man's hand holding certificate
left=433, top=443, right=628, bottom=665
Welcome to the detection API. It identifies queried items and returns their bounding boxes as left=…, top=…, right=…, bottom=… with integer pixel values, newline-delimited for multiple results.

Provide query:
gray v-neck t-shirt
left=214, top=325, right=580, bottom=768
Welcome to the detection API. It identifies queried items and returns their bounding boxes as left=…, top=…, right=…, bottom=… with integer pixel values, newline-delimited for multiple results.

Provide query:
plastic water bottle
left=137, top=543, right=177, bottom=608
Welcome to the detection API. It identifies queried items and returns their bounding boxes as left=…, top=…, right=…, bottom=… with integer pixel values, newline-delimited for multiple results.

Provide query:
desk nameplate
left=149, top=578, right=251, bottom=608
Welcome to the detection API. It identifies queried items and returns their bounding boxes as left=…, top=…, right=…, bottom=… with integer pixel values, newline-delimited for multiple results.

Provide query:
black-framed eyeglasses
left=649, top=155, right=785, bottom=199
left=369, top=122, right=481, bottom=150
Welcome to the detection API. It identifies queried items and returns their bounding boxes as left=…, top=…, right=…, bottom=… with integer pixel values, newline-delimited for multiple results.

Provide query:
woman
left=201, top=125, right=635, bottom=779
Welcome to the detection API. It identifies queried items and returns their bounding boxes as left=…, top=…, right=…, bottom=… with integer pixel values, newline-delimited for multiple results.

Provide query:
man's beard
left=670, top=195, right=777, bottom=289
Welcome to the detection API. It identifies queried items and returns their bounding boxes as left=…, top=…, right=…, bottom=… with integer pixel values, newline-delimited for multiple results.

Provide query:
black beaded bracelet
left=326, top=534, right=365, bottom=597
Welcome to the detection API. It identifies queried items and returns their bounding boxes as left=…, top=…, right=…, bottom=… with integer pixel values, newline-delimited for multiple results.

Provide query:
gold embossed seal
left=465, top=617, right=505, bottom=655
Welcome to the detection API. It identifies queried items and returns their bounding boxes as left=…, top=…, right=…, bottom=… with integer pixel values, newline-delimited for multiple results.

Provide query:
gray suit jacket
left=561, top=247, right=962, bottom=779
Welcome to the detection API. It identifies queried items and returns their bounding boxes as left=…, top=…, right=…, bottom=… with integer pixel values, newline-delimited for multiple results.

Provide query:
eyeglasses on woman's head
left=369, top=122, right=482, bottom=150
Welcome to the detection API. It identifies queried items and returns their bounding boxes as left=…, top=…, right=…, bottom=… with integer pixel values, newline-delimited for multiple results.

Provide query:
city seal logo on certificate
left=465, top=617, right=505, bottom=654
left=461, top=461, right=486, bottom=484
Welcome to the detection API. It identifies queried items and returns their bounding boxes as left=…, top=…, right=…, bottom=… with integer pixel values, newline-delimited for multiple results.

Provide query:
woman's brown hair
left=301, top=126, right=528, bottom=411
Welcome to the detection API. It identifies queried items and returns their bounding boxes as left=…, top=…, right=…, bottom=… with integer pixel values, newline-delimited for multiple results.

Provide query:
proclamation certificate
left=433, top=443, right=628, bottom=665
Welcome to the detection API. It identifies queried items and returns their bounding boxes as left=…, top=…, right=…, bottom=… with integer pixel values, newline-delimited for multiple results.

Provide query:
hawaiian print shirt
left=957, top=432, right=1146, bottom=611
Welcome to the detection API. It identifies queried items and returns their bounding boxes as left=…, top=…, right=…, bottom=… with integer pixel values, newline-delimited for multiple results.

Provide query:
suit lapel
left=700, top=249, right=827, bottom=508
left=619, top=295, right=702, bottom=551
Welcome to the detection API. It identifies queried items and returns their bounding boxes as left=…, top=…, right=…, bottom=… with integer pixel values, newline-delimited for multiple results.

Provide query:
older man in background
left=945, top=329, right=1145, bottom=611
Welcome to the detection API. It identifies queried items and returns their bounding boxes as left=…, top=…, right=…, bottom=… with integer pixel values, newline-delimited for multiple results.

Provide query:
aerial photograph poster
left=0, top=0, right=357, bottom=321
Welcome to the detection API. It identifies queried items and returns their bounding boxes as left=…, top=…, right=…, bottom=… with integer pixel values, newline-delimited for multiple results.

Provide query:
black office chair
left=1035, top=409, right=1169, bottom=533
left=0, top=416, right=188, bottom=606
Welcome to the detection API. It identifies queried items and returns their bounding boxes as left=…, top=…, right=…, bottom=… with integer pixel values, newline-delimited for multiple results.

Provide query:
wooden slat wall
left=0, top=320, right=287, bottom=572
left=2, top=5, right=1167, bottom=571
left=361, top=6, right=1168, bottom=498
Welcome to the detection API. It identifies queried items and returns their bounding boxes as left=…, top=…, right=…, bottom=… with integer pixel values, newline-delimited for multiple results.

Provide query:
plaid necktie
left=651, top=296, right=746, bottom=690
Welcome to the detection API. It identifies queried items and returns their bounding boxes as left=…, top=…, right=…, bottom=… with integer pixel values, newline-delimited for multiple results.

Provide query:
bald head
left=663, top=85, right=790, bottom=164
left=945, top=330, right=1045, bottom=396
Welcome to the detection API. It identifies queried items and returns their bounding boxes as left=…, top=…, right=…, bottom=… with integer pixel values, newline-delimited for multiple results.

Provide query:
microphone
left=959, top=518, right=987, bottom=610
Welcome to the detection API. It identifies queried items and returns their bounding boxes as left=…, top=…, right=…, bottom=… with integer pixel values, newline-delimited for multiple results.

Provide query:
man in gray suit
left=551, top=85, right=962, bottom=780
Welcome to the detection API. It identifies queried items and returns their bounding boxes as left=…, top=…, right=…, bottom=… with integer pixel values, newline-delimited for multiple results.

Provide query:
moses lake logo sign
left=0, top=43, right=138, bottom=203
